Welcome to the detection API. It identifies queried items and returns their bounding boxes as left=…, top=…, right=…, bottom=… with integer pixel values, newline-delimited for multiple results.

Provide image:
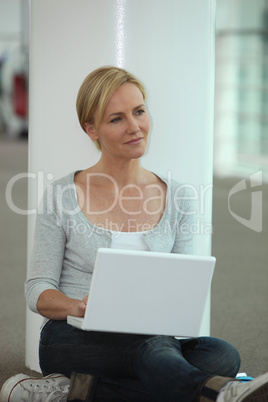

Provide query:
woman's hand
left=69, top=295, right=88, bottom=317
left=37, top=290, right=89, bottom=320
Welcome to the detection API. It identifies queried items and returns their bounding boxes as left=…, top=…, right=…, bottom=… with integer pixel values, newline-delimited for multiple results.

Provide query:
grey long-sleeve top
left=25, top=171, right=194, bottom=314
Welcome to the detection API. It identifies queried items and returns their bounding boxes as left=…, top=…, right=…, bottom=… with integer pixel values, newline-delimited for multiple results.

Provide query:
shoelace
left=46, top=385, right=70, bottom=402
left=222, top=381, right=250, bottom=399
left=22, top=378, right=69, bottom=402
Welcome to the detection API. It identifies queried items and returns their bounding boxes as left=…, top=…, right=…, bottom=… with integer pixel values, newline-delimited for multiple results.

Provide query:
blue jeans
left=39, top=320, right=240, bottom=402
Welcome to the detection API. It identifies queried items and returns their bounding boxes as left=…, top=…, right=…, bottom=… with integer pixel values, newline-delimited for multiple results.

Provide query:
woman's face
left=86, top=83, right=150, bottom=160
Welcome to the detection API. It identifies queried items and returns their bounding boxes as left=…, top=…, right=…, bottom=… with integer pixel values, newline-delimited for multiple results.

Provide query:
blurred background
left=0, top=0, right=267, bottom=383
left=215, top=0, right=268, bottom=180
left=0, top=0, right=28, bottom=140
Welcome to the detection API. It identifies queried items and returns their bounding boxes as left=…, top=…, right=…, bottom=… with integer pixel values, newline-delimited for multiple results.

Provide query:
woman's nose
left=126, top=117, right=139, bottom=134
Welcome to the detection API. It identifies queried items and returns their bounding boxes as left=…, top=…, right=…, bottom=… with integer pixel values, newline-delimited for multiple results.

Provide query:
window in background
left=214, top=0, right=268, bottom=180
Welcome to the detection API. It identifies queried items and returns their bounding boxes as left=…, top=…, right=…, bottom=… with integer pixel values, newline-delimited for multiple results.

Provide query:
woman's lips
left=124, top=137, right=143, bottom=145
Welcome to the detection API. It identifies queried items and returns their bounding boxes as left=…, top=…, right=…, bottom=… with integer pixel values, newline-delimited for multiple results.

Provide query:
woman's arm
left=37, top=289, right=88, bottom=320
left=26, top=180, right=89, bottom=318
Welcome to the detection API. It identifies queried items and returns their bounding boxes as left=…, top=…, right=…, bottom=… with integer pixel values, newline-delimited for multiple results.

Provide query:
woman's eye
left=110, top=116, right=121, bottom=123
left=136, top=109, right=145, bottom=116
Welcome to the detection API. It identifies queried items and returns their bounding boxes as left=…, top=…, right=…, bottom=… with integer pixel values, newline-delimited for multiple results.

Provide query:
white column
left=26, top=0, right=216, bottom=371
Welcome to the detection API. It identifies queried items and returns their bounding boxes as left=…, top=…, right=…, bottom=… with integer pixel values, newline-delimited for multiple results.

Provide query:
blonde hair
left=76, top=66, right=146, bottom=150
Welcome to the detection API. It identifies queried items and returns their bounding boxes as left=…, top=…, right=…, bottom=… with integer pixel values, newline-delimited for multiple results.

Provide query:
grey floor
left=0, top=138, right=267, bottom=388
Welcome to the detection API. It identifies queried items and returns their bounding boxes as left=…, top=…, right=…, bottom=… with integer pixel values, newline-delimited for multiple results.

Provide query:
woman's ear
left=83, top=122, right=99, bottom=141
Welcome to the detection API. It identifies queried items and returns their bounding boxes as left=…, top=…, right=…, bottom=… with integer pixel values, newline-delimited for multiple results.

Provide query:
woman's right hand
left=37, top=289, right=89, bottom=320
left=69, top=295, right=88, bottom=317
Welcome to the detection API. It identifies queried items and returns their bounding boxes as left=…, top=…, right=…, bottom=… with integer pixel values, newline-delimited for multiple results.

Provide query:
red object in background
left=13, top=73, right=28, bottom=117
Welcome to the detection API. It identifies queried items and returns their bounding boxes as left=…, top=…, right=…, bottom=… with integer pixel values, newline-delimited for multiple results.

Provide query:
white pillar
left=26, top=0, right=216, bottom=371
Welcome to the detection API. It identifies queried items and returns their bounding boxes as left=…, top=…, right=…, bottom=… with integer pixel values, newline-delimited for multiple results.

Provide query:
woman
left=1, top=66, right=268, bottom=402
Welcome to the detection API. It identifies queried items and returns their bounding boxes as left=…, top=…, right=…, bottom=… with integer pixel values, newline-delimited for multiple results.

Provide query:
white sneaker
left=217, top=373, right=268, bottom=401
left=0, top=373, right=70, bottom=402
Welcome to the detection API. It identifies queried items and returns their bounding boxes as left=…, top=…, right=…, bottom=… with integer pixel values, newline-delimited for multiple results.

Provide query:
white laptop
left=67, top=248, right=216, bottom=337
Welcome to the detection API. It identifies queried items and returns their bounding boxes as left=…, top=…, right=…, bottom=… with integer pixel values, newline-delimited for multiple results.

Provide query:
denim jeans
left=39, top=320, right=240, bottom=402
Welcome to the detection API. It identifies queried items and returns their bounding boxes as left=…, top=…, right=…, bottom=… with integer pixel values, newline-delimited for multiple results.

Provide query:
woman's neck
left=87, top=157, right=149, bottom=189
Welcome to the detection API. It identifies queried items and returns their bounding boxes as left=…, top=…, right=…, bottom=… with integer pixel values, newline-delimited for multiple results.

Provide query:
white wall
left=0, top=0, right=21, bottom=38
left=26, top=0, right=216, bottom=371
